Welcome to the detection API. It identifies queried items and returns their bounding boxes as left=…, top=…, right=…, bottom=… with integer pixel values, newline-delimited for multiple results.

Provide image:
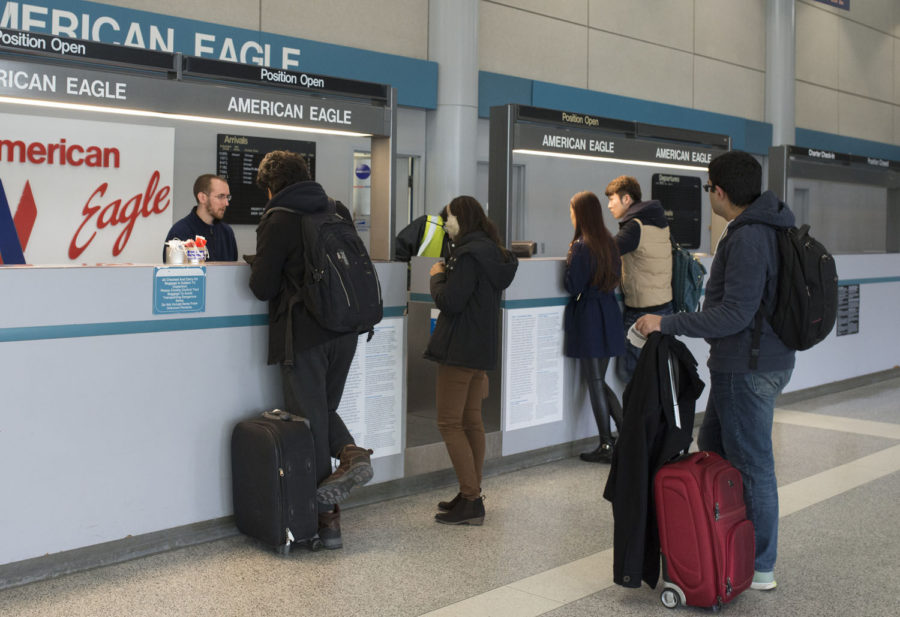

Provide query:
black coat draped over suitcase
left=603, top=333, right=705, bottom=588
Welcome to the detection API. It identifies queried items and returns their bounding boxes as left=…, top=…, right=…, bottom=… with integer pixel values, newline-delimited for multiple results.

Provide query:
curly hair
left=256, top=150, right=311, bottom=195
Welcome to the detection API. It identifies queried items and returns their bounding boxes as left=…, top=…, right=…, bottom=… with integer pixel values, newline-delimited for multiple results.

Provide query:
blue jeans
left=698, top=369, right=792, bottom=572
left=616, top=303, right=673, bottom=383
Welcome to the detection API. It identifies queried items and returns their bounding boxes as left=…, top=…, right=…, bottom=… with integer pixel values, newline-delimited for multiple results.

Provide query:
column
left=766, top=0, right=796, bottom=147
left=425, top=0, right=479, bottom=211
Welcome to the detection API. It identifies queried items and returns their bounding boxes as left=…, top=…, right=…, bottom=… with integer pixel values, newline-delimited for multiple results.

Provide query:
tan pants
left=436, top=364, right=488, bottom=500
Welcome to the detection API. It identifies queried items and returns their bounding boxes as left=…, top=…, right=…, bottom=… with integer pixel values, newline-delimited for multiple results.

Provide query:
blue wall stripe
left=839, top=276, right=900, bottom=286
left=0, top=307, right=408, bottom=343
left=503, top=297, right=568, bottom=309
left=478, top=72, right=534, bottom=118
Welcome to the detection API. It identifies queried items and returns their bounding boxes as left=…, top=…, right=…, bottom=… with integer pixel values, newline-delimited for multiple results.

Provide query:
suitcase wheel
left=309, top=537, right=323, bottom=552
left=660, top=588, right=680, bottom=609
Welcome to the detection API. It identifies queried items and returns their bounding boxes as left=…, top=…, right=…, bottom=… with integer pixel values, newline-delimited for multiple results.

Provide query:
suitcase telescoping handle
left=262, top=409, right=310, bottom=427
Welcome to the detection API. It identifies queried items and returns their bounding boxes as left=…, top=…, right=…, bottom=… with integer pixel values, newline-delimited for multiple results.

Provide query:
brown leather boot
left=316, top=444, right=374, bottom=504
left=317, top=505, right=342, bottom=550
left=434, top=496, right=485, bottom=526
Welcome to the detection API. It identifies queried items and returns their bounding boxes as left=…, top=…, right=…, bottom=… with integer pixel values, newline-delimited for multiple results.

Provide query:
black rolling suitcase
left=231, top=410, right=322, bottom=554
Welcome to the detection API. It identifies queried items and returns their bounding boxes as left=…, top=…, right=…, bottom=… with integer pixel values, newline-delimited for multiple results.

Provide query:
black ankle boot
left=580, top=441, right=614, bottom=463
left=434, top=496, right=485, bottom=525
left=438, top=492, right=462, bottom=512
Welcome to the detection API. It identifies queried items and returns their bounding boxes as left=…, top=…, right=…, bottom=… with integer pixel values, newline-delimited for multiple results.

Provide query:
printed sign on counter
left=337, top=319, right=403, bottom=458
left=503, top=306, right=565, bottom=431
left=153, top=266, right=206, bottom=314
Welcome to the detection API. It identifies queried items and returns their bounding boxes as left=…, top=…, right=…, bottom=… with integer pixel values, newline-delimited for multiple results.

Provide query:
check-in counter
left=493, top=255, right=900, bottom=456
left=3, top=251, right=899, bottom=584
left=0, top=261, right=407, bottom=575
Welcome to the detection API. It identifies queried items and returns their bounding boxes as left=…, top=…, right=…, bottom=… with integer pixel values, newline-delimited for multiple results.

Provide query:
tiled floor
left=1, top=378, right=898, bottom=617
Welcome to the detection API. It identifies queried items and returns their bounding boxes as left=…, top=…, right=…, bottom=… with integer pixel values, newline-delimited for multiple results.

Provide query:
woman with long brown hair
left=565, top=191, right=625, bottom=462
left=425, top=196, right=518, bottom=525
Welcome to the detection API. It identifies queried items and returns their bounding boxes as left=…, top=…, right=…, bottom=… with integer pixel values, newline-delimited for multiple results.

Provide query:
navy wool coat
left=564, top=240, right=626, bottom=359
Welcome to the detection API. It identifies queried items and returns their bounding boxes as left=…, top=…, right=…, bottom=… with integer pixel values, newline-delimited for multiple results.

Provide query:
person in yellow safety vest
left=394, top=205, right=452, bottom=262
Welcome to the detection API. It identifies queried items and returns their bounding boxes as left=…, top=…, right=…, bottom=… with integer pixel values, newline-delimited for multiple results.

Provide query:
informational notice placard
left=837, top=284, right=860, bottom=336
left=503, top=306, right=565, bottom=431
left=336, top=319, right=403, bottom=458
left=152, top=266, right=206, bottom=314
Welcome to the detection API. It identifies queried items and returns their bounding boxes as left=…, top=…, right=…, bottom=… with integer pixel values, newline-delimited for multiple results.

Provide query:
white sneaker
left=751, top=570, right=777, bottom=590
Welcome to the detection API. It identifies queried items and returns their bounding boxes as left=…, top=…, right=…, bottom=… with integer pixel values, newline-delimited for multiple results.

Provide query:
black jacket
left=603, top=333, right=705, bottom=589
left=249, top=181, right=352, bottom=365
left=424, top=231, right=518, bottom=370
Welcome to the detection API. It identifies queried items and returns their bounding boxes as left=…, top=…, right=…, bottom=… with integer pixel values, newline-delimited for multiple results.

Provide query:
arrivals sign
left=0, top=111, right=174, bottom=264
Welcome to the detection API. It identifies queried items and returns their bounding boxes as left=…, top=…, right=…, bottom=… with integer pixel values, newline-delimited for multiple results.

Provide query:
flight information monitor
left=216, top=134, right=316, bottom=224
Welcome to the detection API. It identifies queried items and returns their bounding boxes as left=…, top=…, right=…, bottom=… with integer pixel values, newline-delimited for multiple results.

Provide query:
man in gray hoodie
left=636, top=150, right=795, bottom=592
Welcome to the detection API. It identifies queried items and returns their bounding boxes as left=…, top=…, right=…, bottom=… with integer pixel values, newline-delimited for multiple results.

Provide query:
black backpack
left=734, top=222, right=838, bottom=368
left=670, top=237, right=707, bottom=313
left=267, top=200, right=383, bottom=339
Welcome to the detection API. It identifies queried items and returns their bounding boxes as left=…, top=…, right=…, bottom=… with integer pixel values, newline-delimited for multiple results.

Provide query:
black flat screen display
left=651, top=173, right=701, bottom=249
left=217, top=134, right=316, bottom=225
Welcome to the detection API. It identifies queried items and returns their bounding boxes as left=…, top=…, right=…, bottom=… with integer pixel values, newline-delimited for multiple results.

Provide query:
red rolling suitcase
left=654, top=451, right=755, bottom=610
left=231, top=410, right=322, bottom=555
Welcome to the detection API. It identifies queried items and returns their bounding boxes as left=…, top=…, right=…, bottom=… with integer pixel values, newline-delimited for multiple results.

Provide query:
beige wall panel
left=587, top=0, right=694, bottom=52
left=838, top=19, right=893, bottom=103
left=588, top=30, right=693, bottom=108
left=837, top=92, right=894, bottom=142
left=693, top=57, right=764, bottom=121
left=484, top=0, right=588, bottom=24
left=895, top=39, right=900, bottom=104
left=796, top=1, right=839, bottom=88
left=894, top=2, right=900, bottom=38
left=795, top=81, right=839, bottom=134
left=834, top=0, right=893, bottom=35
left=694, top=0, right=765, bottom=71
left=479, top=2, right=588, bottom=87
left=95, top=0, right=261, bottom=29
left=260, top=0, right=428, bottom=59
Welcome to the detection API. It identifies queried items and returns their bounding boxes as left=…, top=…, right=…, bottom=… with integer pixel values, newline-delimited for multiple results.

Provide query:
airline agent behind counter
left=164, top=174, right=238, bottom=262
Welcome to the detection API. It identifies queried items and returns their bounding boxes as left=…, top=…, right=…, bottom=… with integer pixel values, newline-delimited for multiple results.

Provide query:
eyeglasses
left=702, top=183, right=715, bottom=193
left=207, top=192, right=232, bottom=202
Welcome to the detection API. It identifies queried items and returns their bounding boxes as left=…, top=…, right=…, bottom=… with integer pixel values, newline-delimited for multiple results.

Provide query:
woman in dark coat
left=425, top=196, right=518, bottom=525
left=565, top=191, right=626, bottom=463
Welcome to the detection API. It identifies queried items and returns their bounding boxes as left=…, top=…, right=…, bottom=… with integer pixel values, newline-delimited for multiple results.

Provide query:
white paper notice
left=337, top=318, right=403, bottom=459
left=503, top=306, right=565, bottom=431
